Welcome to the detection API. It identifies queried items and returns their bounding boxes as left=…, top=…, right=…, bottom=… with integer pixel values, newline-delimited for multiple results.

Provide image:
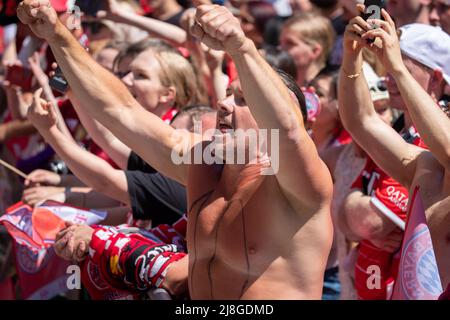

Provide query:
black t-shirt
left=126, top=152, right=186, bottom=226
left=127, top=151, right=156, bottom=173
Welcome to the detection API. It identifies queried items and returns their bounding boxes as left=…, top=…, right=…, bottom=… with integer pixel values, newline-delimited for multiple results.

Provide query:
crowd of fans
left=0, top=0, right=449, bottom=300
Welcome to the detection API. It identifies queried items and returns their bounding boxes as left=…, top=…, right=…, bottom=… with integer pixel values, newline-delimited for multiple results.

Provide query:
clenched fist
left=191, top=5, right=250, bottom=56
left=17, top=0, right=60, bottom=40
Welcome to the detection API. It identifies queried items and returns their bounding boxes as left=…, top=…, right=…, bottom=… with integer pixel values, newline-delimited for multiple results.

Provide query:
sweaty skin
left=18, top=2, right=333, bottom=299
left=186, top=161, right=332, bottom=299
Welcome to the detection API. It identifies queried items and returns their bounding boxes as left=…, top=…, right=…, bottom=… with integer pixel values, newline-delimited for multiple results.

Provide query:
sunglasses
left=374, top=78, right=388, bottom=91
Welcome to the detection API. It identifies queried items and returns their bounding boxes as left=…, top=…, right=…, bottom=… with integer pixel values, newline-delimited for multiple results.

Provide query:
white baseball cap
left=399, top=23, right=450, bottom=85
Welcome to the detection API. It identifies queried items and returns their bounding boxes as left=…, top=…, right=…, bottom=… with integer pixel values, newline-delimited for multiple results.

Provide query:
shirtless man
left=339, top=7, right=450, bottom=292
left=17, top=1, right=333, bottom=299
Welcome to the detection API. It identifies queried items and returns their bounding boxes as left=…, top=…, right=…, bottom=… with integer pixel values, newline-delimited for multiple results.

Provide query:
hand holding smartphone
left=49, top=66, right=69, bottom=94
left=360, top=0, right=386, bottom=43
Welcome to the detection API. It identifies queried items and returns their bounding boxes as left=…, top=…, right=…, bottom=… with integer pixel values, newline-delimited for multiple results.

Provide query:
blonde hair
left=154, top=50, right=208, bottom=110
left=283, top=12, right=336, bottom=67
left=116, top=38, right=208, bottom=110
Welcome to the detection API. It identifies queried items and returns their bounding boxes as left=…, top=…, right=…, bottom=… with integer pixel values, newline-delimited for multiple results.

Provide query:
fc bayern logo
left=401, top=226, right=442, bottom=299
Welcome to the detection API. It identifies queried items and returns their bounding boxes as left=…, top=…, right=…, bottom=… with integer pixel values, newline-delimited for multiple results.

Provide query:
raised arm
left=28, top=52, right=73, bottom=139
left=27, top=93, right=130, bottom=205
left=192, top=5, right=332, bottom=206
left=17, top=0, right=192, bottom=185
left=338, top=10, right=423, bottom=188
left=98, top=0, right=187, bottom=47
left=363, top=13, right=450, bottom=172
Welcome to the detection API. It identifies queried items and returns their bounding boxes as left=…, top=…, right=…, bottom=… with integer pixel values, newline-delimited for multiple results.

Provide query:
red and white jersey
left=351, top=158, right=408, bottom=300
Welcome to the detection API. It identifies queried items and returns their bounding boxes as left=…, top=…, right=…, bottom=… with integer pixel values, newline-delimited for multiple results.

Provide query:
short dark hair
left=275, top=68, right=307, bottom=123
left=312, top=66, right=339, bottom=100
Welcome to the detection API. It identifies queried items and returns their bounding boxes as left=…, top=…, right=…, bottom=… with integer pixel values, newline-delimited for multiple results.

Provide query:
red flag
left=1, top=201, right=107, bottom=299
left=13, top=243, right=70, bottom=300
left=0, top=201, right=106, bottom=252
left=391, top=187, right=443, bottom=299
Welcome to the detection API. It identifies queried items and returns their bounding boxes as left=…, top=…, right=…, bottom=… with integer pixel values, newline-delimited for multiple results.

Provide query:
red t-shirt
left=351, top=125, right=429, bottom=299
left=351, top=158, right=408, bottom=300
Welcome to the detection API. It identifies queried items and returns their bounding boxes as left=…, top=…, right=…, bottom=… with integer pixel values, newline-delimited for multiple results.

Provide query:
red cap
left=50, top=0, right=68, bottom=13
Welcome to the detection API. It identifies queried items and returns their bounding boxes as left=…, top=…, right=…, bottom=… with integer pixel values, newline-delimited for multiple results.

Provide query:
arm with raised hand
left=363, top=11, right=450, bottom=171
left=28, top=52, right=73, bottom=139
left=97, top=0, right=187, bottom=47
left=27, top=92, right=130, bottom=205
left=17, top=0, right=192, bottom=185
left=192, top=5, right=332, bottom=207
left=338, top=7, right=423, bottom=188
left=180, top=8, right=227, bottom=107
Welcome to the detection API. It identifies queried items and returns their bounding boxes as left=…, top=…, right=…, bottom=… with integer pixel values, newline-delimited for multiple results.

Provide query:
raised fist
left=191, top=5, right=249, bottom=56
left=17, top=0, right=59, bottom=40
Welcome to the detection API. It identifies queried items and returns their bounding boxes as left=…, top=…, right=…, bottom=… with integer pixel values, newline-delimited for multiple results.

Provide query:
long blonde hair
left=114, top=38, right=208, bottom=110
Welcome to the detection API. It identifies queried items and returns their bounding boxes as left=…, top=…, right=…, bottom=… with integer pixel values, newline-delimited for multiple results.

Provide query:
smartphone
left=75, top=0, right=105, bottom=17
left=49, top=67, right=69, bottom=94
left=302, top=89, right=321, bottom=121
left=361, top=0, right=386, bottom=21
left=5, top=65, right=34, bottom=92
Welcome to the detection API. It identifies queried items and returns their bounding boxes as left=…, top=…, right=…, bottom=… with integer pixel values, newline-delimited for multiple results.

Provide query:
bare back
left=186, top=161, right=333, bottom=300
